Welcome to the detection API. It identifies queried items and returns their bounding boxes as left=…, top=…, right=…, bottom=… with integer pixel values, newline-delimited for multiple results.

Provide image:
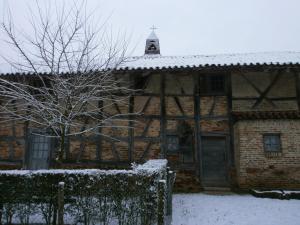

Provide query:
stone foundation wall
left=235, top=119, right=300, bottom=189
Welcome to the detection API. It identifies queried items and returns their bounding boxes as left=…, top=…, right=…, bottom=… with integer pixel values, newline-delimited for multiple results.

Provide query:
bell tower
left=145, top=26, right=160, bottom=55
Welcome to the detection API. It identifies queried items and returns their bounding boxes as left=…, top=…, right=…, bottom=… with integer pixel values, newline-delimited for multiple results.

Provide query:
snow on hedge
left=134, top=159, right=168, bottom=173
left=0, top=159, right=172, bottom=225
left=0, top=159, right=168, bottom=177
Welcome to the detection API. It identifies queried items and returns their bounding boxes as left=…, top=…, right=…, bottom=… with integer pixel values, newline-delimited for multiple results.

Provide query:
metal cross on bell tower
left=150, top=25, right=157, bottom=32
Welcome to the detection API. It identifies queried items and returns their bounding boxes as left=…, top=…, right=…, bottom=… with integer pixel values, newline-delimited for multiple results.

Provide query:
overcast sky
left=0, top=0, right=300, bottom=68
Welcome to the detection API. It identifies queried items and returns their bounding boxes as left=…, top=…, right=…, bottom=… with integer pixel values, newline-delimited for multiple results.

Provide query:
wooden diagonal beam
left=173, top=97, right=185, bottom=116
left=141, top=119, right=152, bottom=137
left=252, top=71, right=282, bottom=108
left=239, top=72, right=276, bottom=108
left=113, top=102, right=122, bottom=115
left=141, top=96, right=152, bottom=113
left=209, top=96, right=216, bottom=115
left=139, top=142, right=152, bottom=161
left=109, top=95, right=122, bottom=114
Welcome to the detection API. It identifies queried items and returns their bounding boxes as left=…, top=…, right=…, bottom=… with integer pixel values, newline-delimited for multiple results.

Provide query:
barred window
left=210, top=75, right=225, bottom=92
left=263, top=134, right=281, bottom=152
left=200, top=74, right=225, bottom=94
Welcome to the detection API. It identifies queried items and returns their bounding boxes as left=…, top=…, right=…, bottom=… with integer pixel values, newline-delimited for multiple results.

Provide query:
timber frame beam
left=160, top=73, right=166, bottom=157
left=226, top=72, right=234, bottom=168
left=237, top=69, right=286, bottom=109
left=292, top=70, right=300, bottom=110
left=238, top=71, right=275, bottom=108
left=193, top=73, right=202, bottom=180
left=252, top=70, right=283, bottom=108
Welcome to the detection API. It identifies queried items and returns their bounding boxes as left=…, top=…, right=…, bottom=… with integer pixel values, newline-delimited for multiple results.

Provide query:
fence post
left=57, top=182, right=65, bottom=225
left=0, top=202, right=3, bottom=225
left=166, top=169, right=175, bottom=216
left=157, top=180, right=166, bottom=225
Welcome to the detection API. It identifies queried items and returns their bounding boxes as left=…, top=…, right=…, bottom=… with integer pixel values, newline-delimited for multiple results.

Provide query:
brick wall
left=234, top=119, right=300, bottom=189
left=0, top=122, right=25, bottom=161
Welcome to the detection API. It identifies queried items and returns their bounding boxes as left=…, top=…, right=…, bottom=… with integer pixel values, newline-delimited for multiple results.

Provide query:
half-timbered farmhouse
left=1, top=31, right=300, bottom=191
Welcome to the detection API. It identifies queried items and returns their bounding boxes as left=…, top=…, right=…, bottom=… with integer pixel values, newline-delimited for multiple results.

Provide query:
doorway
left=201, top=136, right=228, bottom=187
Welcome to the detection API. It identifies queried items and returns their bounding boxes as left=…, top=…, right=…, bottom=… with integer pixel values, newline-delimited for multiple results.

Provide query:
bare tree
left=0, top=1, right=133, bottom=161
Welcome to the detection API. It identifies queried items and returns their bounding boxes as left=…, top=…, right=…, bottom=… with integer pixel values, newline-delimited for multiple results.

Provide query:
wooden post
left=166, top=167, right=175, bottom=216
left=166, top=167, right=172, bottom=215
left=0, top=202, right=3, bottom=225
left=160, top=74, right=166, bottom=158
left=194, top=73, right=202, bottom=180
left=293, top=71, right=300, bottom=110
left=96, top=100, right=103, bottom=161
left=57, top=182, right=64, bottom=225
left=128, top=95, right=134, bottom=162
left=157, top=180, right=166, bottom=225
left=226, top=72, right=235, bottom=188
left=127, top=73, right=134, bottom=162
left=24, top=121, right=30, bottom=169
left=227, top=72, right=234, bottom=166
left=65, top=130, right=70, bottom=160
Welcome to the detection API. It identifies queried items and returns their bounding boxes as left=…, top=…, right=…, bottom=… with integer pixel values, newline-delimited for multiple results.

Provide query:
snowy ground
left=172, top=193, right=300, bottom=225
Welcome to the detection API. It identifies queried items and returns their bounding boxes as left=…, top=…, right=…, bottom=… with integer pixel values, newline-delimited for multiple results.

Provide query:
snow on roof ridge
left=128, top=51, right=300, bottom=60
left=119, top=51, right=300, bottom=70
left=2, top=51, right=300, bottom=75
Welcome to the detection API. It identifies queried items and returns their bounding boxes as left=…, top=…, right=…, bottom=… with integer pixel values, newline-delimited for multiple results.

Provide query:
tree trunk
left=58, top=127, right=66, bottom=162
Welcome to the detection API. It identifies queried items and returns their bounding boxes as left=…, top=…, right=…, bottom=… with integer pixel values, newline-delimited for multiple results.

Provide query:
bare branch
left=0, top=0, right=134, bottom=161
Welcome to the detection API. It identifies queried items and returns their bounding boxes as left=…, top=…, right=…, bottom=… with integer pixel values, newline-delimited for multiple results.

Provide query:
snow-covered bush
left=0, top=159, right=175, bottom=225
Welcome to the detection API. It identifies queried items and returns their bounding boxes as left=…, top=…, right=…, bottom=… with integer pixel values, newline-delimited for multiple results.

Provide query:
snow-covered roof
left=1, top=51, right=300, bottom=76
left=118, top=51, right=300, bottom=71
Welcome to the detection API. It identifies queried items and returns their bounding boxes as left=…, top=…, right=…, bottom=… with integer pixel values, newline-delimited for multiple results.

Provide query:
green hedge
left=0, top=160, right=174, bottom=225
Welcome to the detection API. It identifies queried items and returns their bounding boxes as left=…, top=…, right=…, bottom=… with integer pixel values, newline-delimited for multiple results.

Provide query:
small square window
left=263, top=134, right=281, bottom=152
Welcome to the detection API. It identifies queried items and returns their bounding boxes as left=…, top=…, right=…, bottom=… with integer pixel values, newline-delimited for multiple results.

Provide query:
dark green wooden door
left=202, top=136, right=228, bottom=187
